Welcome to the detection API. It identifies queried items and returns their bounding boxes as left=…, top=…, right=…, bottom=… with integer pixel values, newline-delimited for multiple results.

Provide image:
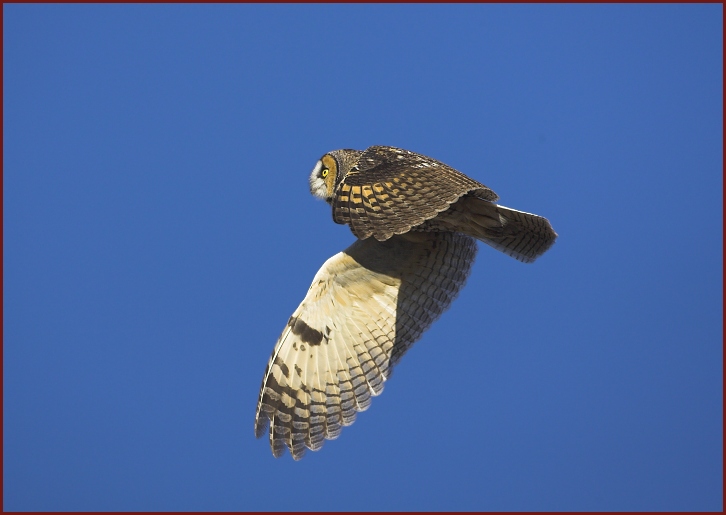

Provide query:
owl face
left=309, top=149, right=363, bottom=203
left=309, top=153, right=340, bottom=203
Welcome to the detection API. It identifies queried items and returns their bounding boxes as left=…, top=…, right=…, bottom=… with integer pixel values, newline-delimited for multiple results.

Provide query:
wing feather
left=254, top=232, right=477, bottom=459
left=333, top=146, right=498, bottom=241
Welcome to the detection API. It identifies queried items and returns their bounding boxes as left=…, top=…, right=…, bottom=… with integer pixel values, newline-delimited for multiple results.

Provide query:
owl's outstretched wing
left=332, top=145, right=498, bottom=241
left=254, top=232, right=477, bottom=460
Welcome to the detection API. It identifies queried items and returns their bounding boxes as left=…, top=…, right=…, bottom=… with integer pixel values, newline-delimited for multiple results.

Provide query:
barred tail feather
left=467, top=201, right=557, bottom=263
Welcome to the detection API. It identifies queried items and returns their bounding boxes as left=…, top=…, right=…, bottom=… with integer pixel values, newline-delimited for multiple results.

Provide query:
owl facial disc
left=309, top=160, right=327, bottom=200
left=309, top=154, right=338, bottom=202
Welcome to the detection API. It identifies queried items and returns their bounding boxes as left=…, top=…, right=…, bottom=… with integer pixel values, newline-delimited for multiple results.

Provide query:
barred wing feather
left=254, top=232, right=477, bottom=459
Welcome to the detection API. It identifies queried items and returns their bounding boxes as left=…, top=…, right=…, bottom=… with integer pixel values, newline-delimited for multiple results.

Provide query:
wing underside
left=254, top=232, right=477, bottom=459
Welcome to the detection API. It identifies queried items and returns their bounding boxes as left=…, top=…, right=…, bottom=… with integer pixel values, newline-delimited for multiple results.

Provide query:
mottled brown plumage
left=255, top=145, right=557, bottom=460
left=333, top=146, right=498, bottom=241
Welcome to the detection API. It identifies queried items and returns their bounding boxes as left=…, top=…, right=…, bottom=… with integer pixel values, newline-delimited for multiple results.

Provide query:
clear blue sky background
left=3, top=4, right=722, bottom=511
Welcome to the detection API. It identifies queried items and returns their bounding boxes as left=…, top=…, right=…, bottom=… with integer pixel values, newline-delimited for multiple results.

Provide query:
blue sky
left=3, top=3, right=722, bottom=511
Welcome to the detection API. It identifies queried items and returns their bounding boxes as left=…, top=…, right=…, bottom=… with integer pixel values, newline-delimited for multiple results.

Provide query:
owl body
left=255, top=145, right=557, bottom=459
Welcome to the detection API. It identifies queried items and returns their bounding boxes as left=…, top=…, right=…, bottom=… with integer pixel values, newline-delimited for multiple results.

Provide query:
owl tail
left=464, top=198, right=558, bottom=263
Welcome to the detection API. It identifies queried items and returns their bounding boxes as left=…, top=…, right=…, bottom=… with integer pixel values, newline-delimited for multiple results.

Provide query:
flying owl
left=254, top=145, right=557, bottom=460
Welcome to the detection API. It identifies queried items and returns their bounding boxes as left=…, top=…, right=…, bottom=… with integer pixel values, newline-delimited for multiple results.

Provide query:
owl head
left=309, top=149, right=361, bottom=203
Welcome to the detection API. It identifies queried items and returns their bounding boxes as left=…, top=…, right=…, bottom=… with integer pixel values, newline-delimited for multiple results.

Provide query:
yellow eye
left=321, top=168, right=329, bottom=178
